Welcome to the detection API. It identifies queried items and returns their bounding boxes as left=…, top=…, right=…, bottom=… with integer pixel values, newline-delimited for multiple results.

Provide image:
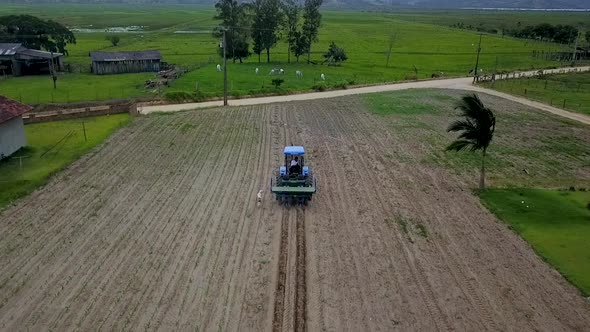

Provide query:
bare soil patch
left=1, top=92, right=589, bottom=331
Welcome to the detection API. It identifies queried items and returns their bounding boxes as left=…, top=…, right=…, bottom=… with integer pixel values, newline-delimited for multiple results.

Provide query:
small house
left=90, top=50, right=162, bottom=75
left=0, top=96, right=30, bottom=159
left=0, top=43, right=64, bottom=76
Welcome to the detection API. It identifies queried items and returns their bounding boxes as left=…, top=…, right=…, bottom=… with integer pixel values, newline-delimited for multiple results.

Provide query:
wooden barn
left=0, top=43, right=64, bottom=76
left=90, top=50, right=162, bottom=75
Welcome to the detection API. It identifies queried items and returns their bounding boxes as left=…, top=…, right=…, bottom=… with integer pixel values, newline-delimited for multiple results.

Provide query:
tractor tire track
left=272, top=210, right=291, bottom=332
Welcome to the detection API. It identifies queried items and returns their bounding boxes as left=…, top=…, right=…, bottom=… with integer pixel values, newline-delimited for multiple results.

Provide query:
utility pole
left=222, top=28, right=228, bottom=106
left=572, top=32, right=580, bottom=65
left=473, top=34, right=482, bottom=84
left=49, top=51, right=57, bottom=89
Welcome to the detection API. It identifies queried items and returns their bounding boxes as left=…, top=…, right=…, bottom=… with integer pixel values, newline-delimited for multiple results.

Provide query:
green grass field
left=388, top=9, right=590, bottom=34
left=363, top=89, right=590, bottom=188
left=480, top=188, right=590, bottom=296
left=0, top=5, right=583, bottom=104
left=480, top=72, right=590, bottom=115
left=0, top=114, right=131, bottom=210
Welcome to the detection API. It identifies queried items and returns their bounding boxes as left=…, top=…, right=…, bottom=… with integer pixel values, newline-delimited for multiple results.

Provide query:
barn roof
left=90, top=50, right=162, bottom=62
left=18, top=48, right=63, bottom=59
left=0, top=95, right=32, bottom=124
left=0, top=43, right=23, bottom=56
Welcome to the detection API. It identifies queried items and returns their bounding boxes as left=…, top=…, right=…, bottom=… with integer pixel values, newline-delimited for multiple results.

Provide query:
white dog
left=257, top=190, right=263, bottom=204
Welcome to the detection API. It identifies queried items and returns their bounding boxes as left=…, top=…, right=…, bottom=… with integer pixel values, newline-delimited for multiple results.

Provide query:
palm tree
left=446, top=94, right=496, bottom=190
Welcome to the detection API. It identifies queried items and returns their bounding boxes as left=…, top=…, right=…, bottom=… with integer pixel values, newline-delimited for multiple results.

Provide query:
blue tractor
left=271, top=146, right=316, bottom=204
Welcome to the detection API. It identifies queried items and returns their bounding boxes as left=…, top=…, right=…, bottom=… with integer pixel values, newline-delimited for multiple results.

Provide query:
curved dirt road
left=139, top=66, right=590, bottom=125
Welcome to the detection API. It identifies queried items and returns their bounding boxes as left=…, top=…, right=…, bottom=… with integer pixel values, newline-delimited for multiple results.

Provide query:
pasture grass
left=0, top=4, right=579, bottom=103
left=388, top=9, right=590, bottom=35
left=480, top=72, right=590, bottom=115
left=0, top=73, right=155, bottom=104
left=362, top=89, right=590, bottom=188
left=0, top=114, right=131, bottom=210
left=480, top=188, right=590, bottom=296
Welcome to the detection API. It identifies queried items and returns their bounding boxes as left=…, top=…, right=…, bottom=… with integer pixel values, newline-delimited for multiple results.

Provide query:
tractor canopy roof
left=284, top=146, right=305, bottom=156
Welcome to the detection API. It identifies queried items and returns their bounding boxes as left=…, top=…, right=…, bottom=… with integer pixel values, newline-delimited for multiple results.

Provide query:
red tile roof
left=0, top=95, right=31, bottom=124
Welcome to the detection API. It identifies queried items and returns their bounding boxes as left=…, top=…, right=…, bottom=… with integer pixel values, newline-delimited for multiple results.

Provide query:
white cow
left=320, top=73, right=325, bottom=81
left=216, top=64, right=221, bottom=72
left=296, top=70, right=303, bottom=78
left=269, top=68, right=278, bottom=75
left=255, top=67, right=259, bottom=75
left=279, top=68, right=285, bottom=75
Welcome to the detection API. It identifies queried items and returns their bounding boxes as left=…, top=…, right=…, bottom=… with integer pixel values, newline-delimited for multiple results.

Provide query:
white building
left=0, top=96, right=30, bottom=159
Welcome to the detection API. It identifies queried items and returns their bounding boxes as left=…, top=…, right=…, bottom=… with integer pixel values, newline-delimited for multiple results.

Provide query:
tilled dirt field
left=1, top=92, right=590, bottom=331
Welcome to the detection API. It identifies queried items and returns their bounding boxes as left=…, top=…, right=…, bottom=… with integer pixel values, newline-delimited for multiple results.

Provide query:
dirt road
left=1, top=93, right=589, bottom=331
left=138, top=66, right=590, bottom=126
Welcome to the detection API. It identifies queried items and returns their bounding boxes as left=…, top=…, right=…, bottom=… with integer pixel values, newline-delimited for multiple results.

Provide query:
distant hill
left=0, top=0, right=588, bottom=9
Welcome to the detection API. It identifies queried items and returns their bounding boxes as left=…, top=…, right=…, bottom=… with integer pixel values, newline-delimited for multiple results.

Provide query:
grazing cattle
left=320, top=73, right=325, bottom=81
left=296, top=70, right=303, bottom=78
left=255, top=67, right=259, bottom=75
left=269, top=68, right=278, bottom=75
left=279, top=68, right=284, bottom=75
left=216, top=64, right=221, bottom=72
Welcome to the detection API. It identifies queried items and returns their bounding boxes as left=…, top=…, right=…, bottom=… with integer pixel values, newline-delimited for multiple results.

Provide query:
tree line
left=213, top=0, right=323, bottom=64
left=505, top=23, right=580, bottom=44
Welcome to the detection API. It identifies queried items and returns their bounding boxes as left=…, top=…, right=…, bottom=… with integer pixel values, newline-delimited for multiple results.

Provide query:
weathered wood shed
left=90, top=50, right=162, bottom=75
left=0, top=43, right=63, bottom=76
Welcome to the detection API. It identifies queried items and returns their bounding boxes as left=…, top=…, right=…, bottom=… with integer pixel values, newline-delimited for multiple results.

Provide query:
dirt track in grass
left=1, top=93, right=590, bottom=331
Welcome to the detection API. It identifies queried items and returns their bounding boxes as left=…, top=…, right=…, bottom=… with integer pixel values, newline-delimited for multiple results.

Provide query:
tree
left=533, top=23, right=555, bottom=41
left=213, top=0, right=252, bottom=63
left=302, top=0, right=322, bottom=64
left=323, top=41, right=347, bottom=65
left=0, top=15, right=76, bottom=55
left=290, top=30, right=308, bottom=62
left=107, top=35, right=121, bottom=46
left=282, top=0, right=300, bottom=64
left=251, top=0, right=282, bottom=63
left=586, top=31, right=590, bottom=44
left=446, top=94, right=496, bottom=190
left=553, top=25, right=578, bottom=44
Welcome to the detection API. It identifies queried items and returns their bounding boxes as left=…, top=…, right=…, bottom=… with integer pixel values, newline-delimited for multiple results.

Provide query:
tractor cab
left=280, top=146, right=310, bottom=178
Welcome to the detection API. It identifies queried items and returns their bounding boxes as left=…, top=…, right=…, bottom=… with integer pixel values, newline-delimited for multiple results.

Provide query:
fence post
left=82, top=121, right=87, bottom=142
left=563, top=99, right=566, bottom=108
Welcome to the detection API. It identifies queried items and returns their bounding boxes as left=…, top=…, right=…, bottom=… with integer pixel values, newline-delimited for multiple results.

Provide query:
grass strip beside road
left=0, top=114, right=131, bottom=210
left=480, top=188, right=590, bottom=296
left=479, top=72, right=590, bottom=116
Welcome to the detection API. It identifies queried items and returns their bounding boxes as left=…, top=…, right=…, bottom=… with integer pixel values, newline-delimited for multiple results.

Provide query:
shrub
left=106, top=35, right=120, bottom=46
left=164, top=91, right=206, bottom=102
left=271, top=78, right=284, bottom=89
left=312, top=82, right=327, bottom=92
left=333, top=81, right=348, bottom=89
left=323, top=41, right=348, bottom=65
